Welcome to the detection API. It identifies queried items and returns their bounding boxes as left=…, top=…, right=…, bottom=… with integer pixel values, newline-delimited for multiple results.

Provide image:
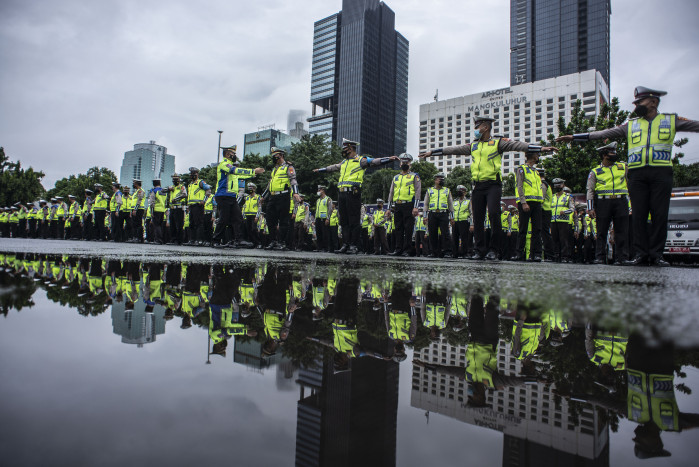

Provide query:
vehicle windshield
left=667, top=198, right=699, bottom=222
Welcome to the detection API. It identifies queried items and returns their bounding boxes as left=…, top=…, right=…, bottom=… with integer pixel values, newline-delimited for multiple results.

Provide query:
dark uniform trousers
left=315, top=218, right=329, bottom=251
left=94, top=210, right=107, bottom=240
left=264, top=193, right=290, bottom=244
left=245, top=215, right=260, bottom=246
left=452, top=220, right=470, bottom=257
left=472, top=180, right=503, bottom=255
left=188, top=204, right=204, bottom=243
left=293, top=221, right=306, bottom=250
left=169, top=207, right=184, bottom=244
left=551, top=222, right=571, bottom=260
left=541, top=209, right=554, bottom=259
left=339, top=189, right=362, bottom=247
left=628, top=166, right=673, bottom=260
left=392, top=202, right=416, bottom=253
left=428, top=211, right=451, bottom=256
left=508, top=232, right=518, bottom=259
left=203, top=212, right=213, bottom=243
left=152, top=211, right=165, bottom=243
left=110, top=212, right=122, bottom=241
left=415, top=231, right=428, bottom=256
left=518, top=202, right=542, bottom=259
left=213, top=196, right=243, bottom=245
left=70, top=216, right=80, bottom=239
left=595, top=197, right=629, bottom=262
left=28, top=219, right=37, bottom=238
left=328, top=225, right=339, bottom=251
left=584, top=234, right=596, bottom=263
left=18, top=219, right=27, bottom=238
left=373, top=225, right=390, bottom=254
left=58, top=218, right=65, bottom=239
left=134, top=209, right=145, bottom=242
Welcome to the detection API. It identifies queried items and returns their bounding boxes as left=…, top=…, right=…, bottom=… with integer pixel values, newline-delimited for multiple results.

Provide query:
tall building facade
left=411, top=335, right=610, bottom=465
left=243, top=127, right=300, bottom=157
left=119, top=141, right=175, bottom=189
left=510, top=0, right=610, bottom=88
left=308, top=0, right=409, bottom=158
left=419, top=70, right=609, bottom=176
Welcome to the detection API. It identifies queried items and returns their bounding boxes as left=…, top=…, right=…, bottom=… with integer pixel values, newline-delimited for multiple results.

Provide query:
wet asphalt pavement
left=2, top=237, right=699, bottom=346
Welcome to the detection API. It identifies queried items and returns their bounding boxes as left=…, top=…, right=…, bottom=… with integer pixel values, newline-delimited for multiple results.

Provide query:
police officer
left=148, top=179, right=168, bottom=244
left=165, top=174, right=187, bottom=245
left=186, top=167, right=211, bottom=246
left=557, top=86, right=699, bottom=266
left=423, top=173, right=453, bottom=258
left=372, top=199, right=391, bottom=255
left=242, top=182, right=262, bottom=247
left=538, top=168, right=555, bottom=261
left=328, top=200, right=340, bottom=252
left=451, top=185, right=472, bottom=258
left=132, top=179, right=146, bottom=243
left=387, top=153, right=421, bottom=256
left=421, top=116, right=555, bottom=260
left=92, top=184, right=109, bottom=241
left=82, top=188, right=94, bottom=240
left=67, top=195, right=80, bottom=239
left=585, top=142, right=630, bottom=265
left=314, top=185, right=333, bottom=252
left=214, top=145, right=264, bottom=248
left=313, top=139, right=398, bottom=254
left=512, top=149, right=544, bottom=261
left=109, top=182, right=123, bottom=242
left=550, top=178, right=576, bottom=262
left=261, top=147, right=299, bottom=251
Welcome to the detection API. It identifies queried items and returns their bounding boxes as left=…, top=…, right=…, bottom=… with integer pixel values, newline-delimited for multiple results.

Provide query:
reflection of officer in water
left=384, top=281, right=417, bottom=362
left=420, top=286, right=451, bottom=341
left=258, top=266, right=296, bottom=357
left=414, top=293, right=530, bottom=407
left=209, top=265, right=257, bottom=356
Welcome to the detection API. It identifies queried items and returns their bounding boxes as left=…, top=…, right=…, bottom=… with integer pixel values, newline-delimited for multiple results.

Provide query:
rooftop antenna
left=434, top=90, right=438, bottom=102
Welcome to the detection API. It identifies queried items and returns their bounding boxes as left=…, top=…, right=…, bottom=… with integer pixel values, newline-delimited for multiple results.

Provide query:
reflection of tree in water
left=44, top=281, right=109, bottom=317
left=0, top=271, right=36, bottom=316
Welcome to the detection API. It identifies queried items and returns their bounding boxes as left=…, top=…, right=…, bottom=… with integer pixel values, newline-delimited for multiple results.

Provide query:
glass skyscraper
left=510, top=0, right=610, bottom=87
left=119, top=141, right=175, bottom=190
left=308, top=0, right=409, bottom=158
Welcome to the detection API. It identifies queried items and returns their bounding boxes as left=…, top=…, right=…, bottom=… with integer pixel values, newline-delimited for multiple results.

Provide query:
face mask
left=316, top=191, right=321, bottom=196
left=173, top=180, right=179, bottom=186
left=605, top=153, right=618, bottom=162
left=342, top=147, right=352, bottom=158
left=436, top=179, right=443, bottom=186
left=555, top=186, right=563, bottom=192
left=634, top=104, right=648, bottom=117
left=474, top=129, right=481, bottom=139
left=400, top=164, right=410, bottom=171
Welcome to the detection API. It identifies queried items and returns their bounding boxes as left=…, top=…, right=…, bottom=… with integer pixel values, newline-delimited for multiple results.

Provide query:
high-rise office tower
left=119, top=141, right=175, bottom=190
left=308, top=0, right=409, bottom=157
left=510, top=0, right=610, bottom=87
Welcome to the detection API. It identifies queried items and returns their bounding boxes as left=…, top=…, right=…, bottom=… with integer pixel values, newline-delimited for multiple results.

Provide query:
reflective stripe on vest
left=243, top=194, right=260, bottom=215
left=512, top=322, right=541, bottom=359
left=470, top=138, right=501, bottom=182
left=427, top=187, right=449, bottom=211
left=521, top=165, right=544, bottom=201
left=627, top=369, right=679, bottom=431
left=551, top=193, right=571, bottom=222
left=270, top=164, right=291, bottom=192
left=204, top=194, right=214, bottom=212
left=188, top=181, right=206, bottom=204
left=329, top=210, right=339, bottom=226
left=465, top=343, right=497, bottom=387
left=338, top=157, right=365, bottom=188
left=388, top=312, right=411, bottom=341
left=590, top=333, right=627, bottom=369
left=295, top=203, right=308, bottom=222
left=593, top=163, right=628, bottom=196
left=393, top=173, right=416, bottom=201
left=315, top=196, right=329, bottom=219
left=424, top=304, right=446, bottom=328
left=542, top=183, right=552, bottom=211
left=627, top=114, right=675, bottom=168
left=453, top=199, right=470, bottom=221
left=332, top=323, right=359, bottom=356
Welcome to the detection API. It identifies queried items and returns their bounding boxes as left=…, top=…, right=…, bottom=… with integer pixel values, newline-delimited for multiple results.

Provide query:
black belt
left=339, top=187, right=359, bottom=192
left=598, top=195, right=627, bottom=199
left=429, top=210, right=448, bottom=213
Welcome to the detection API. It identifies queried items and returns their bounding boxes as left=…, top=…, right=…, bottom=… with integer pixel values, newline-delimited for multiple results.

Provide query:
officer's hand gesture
left=418, top=151, right=432, bottom=159
left=254, top=167, right=265, bottom=174
left=325, top=219, right=329, bottom=225
left=450, top=219, right=455, bottom=226
left=522, top=202, right=530, bottom=212
left=555, top=135, right=573, bottom=143
left=587, top=209, right=596, bottom=219
left=389, top=156, right=399, bottom=161
left=293, top=193, right=301, bottom=203
left=469, top=225, right=474, bottom=232
left=312, top=168, right=319, bottom=173
left=412, top=208, right=418, bottom=217
left=541, top=147, right=557, bottom=153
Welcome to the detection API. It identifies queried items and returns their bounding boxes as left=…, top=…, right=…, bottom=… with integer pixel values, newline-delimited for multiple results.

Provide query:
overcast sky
left=2, top=0, right=698, bottom=188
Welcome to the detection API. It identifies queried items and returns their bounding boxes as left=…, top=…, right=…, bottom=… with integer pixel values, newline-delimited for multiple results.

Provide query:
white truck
left=664, top=189, right=699, bottom=264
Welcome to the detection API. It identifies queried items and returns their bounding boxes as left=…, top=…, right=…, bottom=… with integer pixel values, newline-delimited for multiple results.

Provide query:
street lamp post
left=217, top=130, right=223, bottom=164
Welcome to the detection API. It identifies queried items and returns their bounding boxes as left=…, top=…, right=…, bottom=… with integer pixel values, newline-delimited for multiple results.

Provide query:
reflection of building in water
left=233, top=339, right=297, bottom=386
left=411, top=338, right=609, bottom=466
left=111, top=301, right=166, bottom=347
left=294, top=356, right=399, bottom=467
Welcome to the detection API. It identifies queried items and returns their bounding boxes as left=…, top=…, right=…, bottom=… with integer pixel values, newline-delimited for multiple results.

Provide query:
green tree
left=288, top=134, right=342, bottom=207
left=0, top=147, right=46, bottom=206
left=362, top=169, right=398, bottom=204
left=543, top=98, right=630, bottom=193
left=411, top=161, right=438, bottom=198
left=502, top=173, right=516, bottom=196
left=444, top=166, right=472, bottom=194
left=46, top=166, right=117, bottom=203
left=670, top=138, right=699, bottom=187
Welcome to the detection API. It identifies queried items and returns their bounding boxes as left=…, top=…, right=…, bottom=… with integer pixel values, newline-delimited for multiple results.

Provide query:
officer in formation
left=557, top=86, right=699, bottom=266
left=313, top=138, right=398, bottom=255
left=512, top=150, right=544, bottom=261
left=420, top=115, right=556, bottom=260
left=386, top=153, right=421, bottom=256
left=422, top=173, right=453, bottom=258
left=314, top=185, right=334, bottom=252
left=262, top=147, right=300, bottom=251
left=451, top=185, right=472, bottom=258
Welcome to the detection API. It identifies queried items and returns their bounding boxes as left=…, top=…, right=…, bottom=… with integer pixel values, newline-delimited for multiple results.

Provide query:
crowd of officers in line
left=3, top=251, right=697, bottom=459
left=2, top=86, right=697, bottom=266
